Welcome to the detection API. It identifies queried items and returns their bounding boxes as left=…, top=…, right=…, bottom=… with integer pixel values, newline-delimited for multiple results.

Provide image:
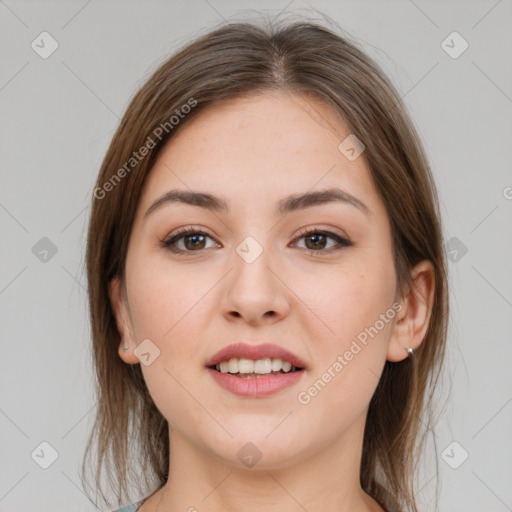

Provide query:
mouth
left=208, top=357, right=304, bottom=378
left=205, top=342, right=307, bottom=396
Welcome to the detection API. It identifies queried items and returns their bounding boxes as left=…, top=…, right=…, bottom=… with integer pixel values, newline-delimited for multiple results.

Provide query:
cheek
left=126, top=252, right=209, bottom=342
left=291, top=272, right=397, bottom=453
left=125, top=248, right=224, bottom=361
left=125, top=257, right=215, bottom=425
left=298, top=262, right=395, bottom=347
left=315, top=263, right=396, bottom=396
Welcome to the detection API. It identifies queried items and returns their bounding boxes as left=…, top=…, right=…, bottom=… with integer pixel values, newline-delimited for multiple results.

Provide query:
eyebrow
left=143, top=187, right=371, bottom=220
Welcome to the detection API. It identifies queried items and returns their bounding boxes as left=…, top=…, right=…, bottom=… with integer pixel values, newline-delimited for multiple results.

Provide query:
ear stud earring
left=407, top=347, right=414, bottom=357
left=122, top=345, right=129, bottom=351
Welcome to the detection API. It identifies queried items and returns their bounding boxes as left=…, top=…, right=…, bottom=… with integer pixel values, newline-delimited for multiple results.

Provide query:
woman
left=83, top=16, right=448, bottom=512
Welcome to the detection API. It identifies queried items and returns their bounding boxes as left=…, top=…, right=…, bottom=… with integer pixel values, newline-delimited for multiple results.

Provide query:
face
left=110, top=91, right=412, bottom=469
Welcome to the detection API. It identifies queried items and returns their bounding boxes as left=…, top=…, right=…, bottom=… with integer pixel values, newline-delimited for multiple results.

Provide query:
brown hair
left=83, top=16, right=448, bottom=512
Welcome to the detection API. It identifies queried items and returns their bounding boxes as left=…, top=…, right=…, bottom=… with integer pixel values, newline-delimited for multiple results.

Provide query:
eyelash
left=160, top=226, right=352, bottom=256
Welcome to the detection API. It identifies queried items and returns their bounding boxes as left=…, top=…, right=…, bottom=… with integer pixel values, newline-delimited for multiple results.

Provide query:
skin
left=109, top=90, right=435, bottom=512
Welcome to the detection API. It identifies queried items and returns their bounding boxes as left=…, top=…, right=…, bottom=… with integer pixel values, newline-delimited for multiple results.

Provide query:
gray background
left=1, top=1, right=511, bottom=511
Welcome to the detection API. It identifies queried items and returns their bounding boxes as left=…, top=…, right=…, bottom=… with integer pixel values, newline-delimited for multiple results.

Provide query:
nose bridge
left=222, top=233, right=289, bottom=323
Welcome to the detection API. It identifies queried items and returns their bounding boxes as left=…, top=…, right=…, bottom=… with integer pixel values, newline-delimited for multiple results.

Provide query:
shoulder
left=110, top=500, right=145, bottom=512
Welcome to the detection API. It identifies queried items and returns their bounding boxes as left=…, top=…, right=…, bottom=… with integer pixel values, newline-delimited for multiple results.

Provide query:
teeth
left=214, top=357, right=297, bottom=374
left=254, top=358, right=272, bottom=374
left=228, top=358, right=238, bottom=373
left=271, top=358, right=282, bottom=371
left=238, top=358, right=254, bottom=374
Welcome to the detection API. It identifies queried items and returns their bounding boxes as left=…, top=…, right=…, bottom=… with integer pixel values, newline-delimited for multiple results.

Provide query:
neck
left=147, top=413, right=384, bottom=512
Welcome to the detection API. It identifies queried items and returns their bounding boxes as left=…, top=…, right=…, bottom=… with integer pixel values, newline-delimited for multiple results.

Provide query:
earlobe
left=117, top=342, right=139, bottom=364
left=387, top=260, right=435, bottom=362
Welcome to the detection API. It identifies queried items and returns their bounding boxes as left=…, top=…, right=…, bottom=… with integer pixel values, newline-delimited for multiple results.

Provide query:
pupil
left=185, top=234, right=205, bottom=250
left=306, top=234, right=325, bottom=250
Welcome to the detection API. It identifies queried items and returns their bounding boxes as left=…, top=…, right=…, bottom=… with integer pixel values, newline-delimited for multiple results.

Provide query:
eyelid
left=293, top=225, right=350, bottom=243
left=162, top=225, right=216, bottom=243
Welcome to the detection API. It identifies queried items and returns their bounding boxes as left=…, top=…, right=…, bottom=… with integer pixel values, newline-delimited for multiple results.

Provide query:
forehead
left=161, top=91, right=350, bottom=172
left=136, top=91, right=384, bottom=220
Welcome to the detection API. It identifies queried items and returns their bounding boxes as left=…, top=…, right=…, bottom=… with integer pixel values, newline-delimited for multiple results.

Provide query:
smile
left=212, top=357, right=301, bottom=377
left=205, top=342, right=307, bottom=397
left=207, top=359, right=305, bottom=397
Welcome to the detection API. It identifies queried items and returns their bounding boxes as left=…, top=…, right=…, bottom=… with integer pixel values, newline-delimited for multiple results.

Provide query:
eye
left=160, top=226, right=352, bottom=255
left=161, top=227, right=219, bottom=254
left=292, top=227, right=352, bottom=254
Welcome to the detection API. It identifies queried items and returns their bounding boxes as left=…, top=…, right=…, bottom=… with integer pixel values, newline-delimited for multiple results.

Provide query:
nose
left=221, top=242, right=290, bottom=326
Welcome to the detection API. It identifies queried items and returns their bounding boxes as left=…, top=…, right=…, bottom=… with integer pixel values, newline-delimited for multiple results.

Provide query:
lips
left=205, top=343, right=307, bottom=398
left=205, top=342, right=307, bottom=370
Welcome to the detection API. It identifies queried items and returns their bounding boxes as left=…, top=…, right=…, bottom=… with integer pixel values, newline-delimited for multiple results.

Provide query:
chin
left=201, top=425, right=311, bottom=470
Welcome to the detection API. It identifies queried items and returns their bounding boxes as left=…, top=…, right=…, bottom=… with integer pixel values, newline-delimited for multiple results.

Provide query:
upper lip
left=205, top=342, right=307, bottom=369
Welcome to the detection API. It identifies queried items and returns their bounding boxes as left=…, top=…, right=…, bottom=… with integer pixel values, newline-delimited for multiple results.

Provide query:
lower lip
left=206, top=368, right=305, bottom=397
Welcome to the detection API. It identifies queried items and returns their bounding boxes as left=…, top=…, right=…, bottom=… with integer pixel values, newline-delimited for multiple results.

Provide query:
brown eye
left=162, top=228, right=218, bottom=254
left=304, top=233, right=328, bottom=250
left=183, top=233, right=207, bottom=250
left=294, top=228, right=352, bottom=254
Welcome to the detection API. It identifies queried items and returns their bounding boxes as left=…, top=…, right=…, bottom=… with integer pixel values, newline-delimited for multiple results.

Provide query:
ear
left=108, top=275, right=139, bottom=364
left=387, top=260, right=435, bottom=362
